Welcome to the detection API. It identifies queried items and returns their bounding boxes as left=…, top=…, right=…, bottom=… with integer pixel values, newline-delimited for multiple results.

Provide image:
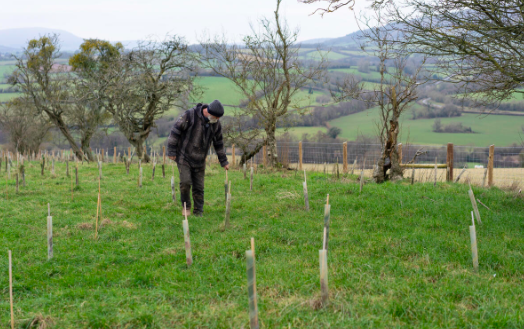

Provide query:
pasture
left=329, top=106, right=524, bottom=147
left=0, top=160, right=523, bottom=327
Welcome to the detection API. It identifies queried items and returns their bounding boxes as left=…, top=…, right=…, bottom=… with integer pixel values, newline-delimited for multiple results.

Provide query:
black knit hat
left=208, top=100, right=224, bottom=117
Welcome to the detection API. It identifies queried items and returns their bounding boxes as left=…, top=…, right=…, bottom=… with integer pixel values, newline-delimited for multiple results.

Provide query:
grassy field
left=276, top=126, right=328, bottom=138
left=0, top=93, right=21, bottom=102
left=329, top=106, right=524, bottom=146
left=0, top=161, right=523, bottom=327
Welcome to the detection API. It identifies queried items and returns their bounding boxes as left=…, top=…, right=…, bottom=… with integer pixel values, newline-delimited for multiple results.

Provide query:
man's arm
left=212, top=123, right=229, bottom=169
left=167, top=111, right=190, bottom=160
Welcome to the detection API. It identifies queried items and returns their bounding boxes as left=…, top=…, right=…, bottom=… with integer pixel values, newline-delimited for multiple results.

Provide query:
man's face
left=204, top=108, right=219, bottom=123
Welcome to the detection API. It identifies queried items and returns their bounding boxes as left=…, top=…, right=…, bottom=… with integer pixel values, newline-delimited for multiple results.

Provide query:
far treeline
left=1, top=0, right=524, bottom=183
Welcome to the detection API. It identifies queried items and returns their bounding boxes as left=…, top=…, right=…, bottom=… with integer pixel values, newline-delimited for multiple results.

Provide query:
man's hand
left=168, top=156, right=176, bottom=161
left=224, top=164, right=230, bottom=170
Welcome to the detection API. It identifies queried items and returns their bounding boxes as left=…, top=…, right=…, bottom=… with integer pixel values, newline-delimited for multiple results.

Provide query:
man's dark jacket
left=167, top=104, right=228, bottom=168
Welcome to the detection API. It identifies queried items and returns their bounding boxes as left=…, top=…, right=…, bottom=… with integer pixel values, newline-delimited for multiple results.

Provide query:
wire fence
left=38, top=141, right=523, bottom=189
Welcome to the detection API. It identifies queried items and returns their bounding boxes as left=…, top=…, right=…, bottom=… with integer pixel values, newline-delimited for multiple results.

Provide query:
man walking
left=167, top=100, right=229, bottom=216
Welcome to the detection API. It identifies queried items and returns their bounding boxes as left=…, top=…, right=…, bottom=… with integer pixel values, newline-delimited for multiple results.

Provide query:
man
left=167, top=100, right=229, bottom=216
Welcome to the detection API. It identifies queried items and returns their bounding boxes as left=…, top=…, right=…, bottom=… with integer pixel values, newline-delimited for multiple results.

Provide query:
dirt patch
left=121, top=220, right=137, bottom=229
left=76, top=222, right=93, bottom=230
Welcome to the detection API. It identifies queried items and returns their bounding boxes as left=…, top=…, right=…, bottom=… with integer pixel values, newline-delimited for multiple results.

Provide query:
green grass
left=276, top=126, right=328, bottom=137
left=303, top=50, right=349, bottom=61
left=1, top=161, right=523, bottom=327
left=330, top=106, right=524, bottom=146
left=0, top=65, right=16, bottom=82
left=195, top=77, right=246, bottom=112
left=0, top=93, right=21, bottom=102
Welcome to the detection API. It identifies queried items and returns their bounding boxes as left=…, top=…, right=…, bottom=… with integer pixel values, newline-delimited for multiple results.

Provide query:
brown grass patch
left=25, top=314, right=54, bottom=328
left=121, top=220, right=137, bottom=229
left=76, top=222, right=93, bottom=230
left=101, top=218, right=113, bottom=226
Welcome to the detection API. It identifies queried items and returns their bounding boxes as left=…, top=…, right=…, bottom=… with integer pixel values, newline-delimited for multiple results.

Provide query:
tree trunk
left=132, top=138, right=151, bottom=163
left=373, top=115, right=403, bottom=183
left=50, top=114, right=86, bottom=162
left=265, top=124, right=278, bottom=167
left=240, top=143, right=264, bottom=166
left=80, top=132, right=95, bottom=162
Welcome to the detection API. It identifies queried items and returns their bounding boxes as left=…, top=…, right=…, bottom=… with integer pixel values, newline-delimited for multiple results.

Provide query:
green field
left=276, top=126, right=328, bottom=138
left=303, top=50, right=348, bottom=61
left=1, top=161, right=523, bottom=327
left=329, top=106, right=524, bottom=146
left=0, top=92, right=21, bottom=102
left=0, top=65, right=16, bottom=82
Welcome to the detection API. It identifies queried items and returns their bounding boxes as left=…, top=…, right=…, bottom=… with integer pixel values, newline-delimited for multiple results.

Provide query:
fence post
left=113, top=147, right=117, bottom=164
left=446, top=143, right=454, bottom=182
left=488, top=145, right=495, bottom=187
left=232, top=144, right=236, bottom=168
left=263, top=145, right=267, bottom=167
left=342, top=142, right=348, bottom=173
left=398, top=143, right=402, bottom=164
left=101, top=149, right=104, bottom=162
left=299, top=141, right=303, bottom=171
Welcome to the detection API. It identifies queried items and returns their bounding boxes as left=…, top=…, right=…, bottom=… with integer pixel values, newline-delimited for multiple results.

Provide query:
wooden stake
left=411, top=167, right=415, bottom=185
left=232, top=144, right=236, bottom=168
left=342, top=142, right=348, bottom=173
left=298, top=141, right=303, bottom=171
left=114, top=147, right=117, bottom=164
left=455, top=164, right=467, bottom=183
left=351, top=159, right=357, bottom=175
left=8, top=250, right=14, bottom=329
left=398, top=143, right=403, bottom=164
left=139, top=166, right=143, bottom=188
left=482, top=167, right=488, bottom=187
left=75, top=163, right=79, bottom=186
left=152, top=162, right=156, bottom=181
left=468, top=187, right=482, bottom=225
left=487, top=144, right=495, bottom=187
left=359, top=170, right=364, bottom=193
left=446, top=143, right=454, bottom=182
left=183, top=203, right=193, bottom=266
left=15, top=173, right=18, bottom=194
left=319, top=249, right=329, bottom=306
left=243, top=163, right=247, bottom=179
left=224, top=170, right=229, bottom=204
left=245, top=249, right=259, bottom=329
left=250, top=167, right=254, bottom=191
left=303, top=181, right=310, bottom=211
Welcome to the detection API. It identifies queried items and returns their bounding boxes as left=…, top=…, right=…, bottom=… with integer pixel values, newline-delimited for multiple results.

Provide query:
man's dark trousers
left=178, top=163, right=206, bottom=215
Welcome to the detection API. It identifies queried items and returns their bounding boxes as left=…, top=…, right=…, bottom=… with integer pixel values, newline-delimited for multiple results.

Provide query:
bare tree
left=385, top=0, right=524, bottom=106
left=200, top=0, right=327, bottom=167
left=68, top=39, right=123, bottom=161
left=334, top=9, right=427, bottom=182
left=0, top=97, right=52, bottom=154
left=105, top=36, right=199, bottom=162
left=9, top=35, right=86, bottom=160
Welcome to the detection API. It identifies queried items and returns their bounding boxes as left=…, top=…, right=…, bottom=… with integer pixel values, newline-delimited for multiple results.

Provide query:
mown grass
left=0, top=160, right=523, bottom=328
left=330, top=106, right=524, bottom=146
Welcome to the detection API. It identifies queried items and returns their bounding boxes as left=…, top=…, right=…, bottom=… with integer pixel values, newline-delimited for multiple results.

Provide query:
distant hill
left=0, top=27, right=84, bottom=52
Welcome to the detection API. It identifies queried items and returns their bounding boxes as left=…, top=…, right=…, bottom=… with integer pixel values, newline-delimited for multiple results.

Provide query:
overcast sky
left=1, top=0, right=370, bottom=43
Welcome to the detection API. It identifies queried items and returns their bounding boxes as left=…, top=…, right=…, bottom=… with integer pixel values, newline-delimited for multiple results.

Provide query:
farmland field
left=0, top=92, right=21, bottom=102
left=329, top=106, right=524, bottom=147
left=0, top=161, right=523, bottom=327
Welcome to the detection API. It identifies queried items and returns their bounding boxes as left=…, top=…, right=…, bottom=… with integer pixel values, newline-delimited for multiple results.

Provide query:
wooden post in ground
left=232, top=144, right=236, bottom=168
left=342, top=142, right=348, bottom=173
left=303, top=181, right=310, bottom=211
left=246, top=247, right=259, bottom=329
left=139, top=165, right=142, bottom=188
left=455, top=164, right=467, bottom=183
left=319, top=249, right=329, bottom=306
left=224, top=183, right=231, bottom=228
left=75, top=162, right=79, bottom=186
left=8, top=250, right=14, bottom=329
left=488, top=145, right=494, bottom=187
left=243, top=163, right=247, bottom=179
left=47, top=203, right=53, bottom=259
left=351, top=158, right=357, bottom=175
left=359, top=170, right=364, bottom=193
left=263, top=145, right=267, bottom=167
left=446, top=143, right=454, bottom=182
left=182, top=203, right=193, bottom=266
left=469, top=212, right=479, bottom=272
left=298, top=141, right=303, bottom=171
left=250, top=167, right=254, bottom=191
left=224, top=170, right=229, bottom=204
left=101, top=149, right=104, bottom=162
left=411, top=167, right=415, bottom=185
left=398, top=143, right=403, bottom=164
left=114, top=147, right=117, bottom=164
